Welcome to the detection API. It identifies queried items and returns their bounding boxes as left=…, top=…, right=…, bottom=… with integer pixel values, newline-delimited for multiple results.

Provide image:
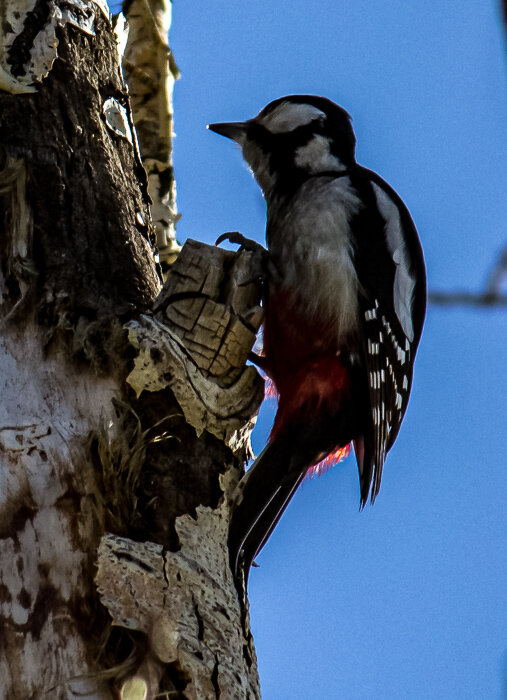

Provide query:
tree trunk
left=0, top=2, right=261, bottom=697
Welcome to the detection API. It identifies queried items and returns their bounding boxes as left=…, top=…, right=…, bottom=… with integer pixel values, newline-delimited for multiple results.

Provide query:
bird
left=208, top=95, right=426, bottom=591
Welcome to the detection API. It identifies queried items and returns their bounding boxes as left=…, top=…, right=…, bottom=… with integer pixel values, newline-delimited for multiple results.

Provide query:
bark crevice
left=0, top=2, right=263, bottom=697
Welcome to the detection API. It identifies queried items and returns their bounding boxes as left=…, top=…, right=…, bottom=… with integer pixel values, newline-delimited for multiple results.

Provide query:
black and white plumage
left=208, top=95, right=426, bottom=588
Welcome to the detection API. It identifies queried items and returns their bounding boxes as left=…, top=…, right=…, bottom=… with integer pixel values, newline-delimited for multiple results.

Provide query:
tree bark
left=122, top=0, right=181, bottom=274
left=0, top=2, right=261, bottom=698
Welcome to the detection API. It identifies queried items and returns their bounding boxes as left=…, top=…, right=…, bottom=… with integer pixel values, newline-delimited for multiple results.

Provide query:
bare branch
left=485, top=246, right=507, bottom=296
left=429, top=246, right=507, bottom=307
left=429, top=291, right=507, bottom=307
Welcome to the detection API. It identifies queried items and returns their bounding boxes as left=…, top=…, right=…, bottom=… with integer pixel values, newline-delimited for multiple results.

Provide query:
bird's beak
left=207, top=121, right=248, bottom=143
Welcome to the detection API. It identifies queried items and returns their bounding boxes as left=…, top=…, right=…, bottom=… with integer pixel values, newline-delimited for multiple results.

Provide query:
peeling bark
left=128, top=240, right=264, bottom=450
left=96, top=501, right=260, bottom=699
left=0, top=1, right=262, bottom=697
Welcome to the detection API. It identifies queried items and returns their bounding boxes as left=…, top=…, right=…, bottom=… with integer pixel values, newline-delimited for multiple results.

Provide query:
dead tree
left=0, top=1, right=262, bottom=697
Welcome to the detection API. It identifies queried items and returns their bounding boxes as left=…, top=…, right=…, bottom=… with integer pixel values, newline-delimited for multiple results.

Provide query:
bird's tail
left=228, top=354, right=354, bottom=593
left=228, top=433, right=309, bottom=592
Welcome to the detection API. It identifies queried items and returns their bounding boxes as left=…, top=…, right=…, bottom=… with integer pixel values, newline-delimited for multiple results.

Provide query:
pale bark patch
left=0, top=322, right=117, bottom=698
left=97, top=486, right=260, bottom=699
left=0, top=0, right=109, bottom=94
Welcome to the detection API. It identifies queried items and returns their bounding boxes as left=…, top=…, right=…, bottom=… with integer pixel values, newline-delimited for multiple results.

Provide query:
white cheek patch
left=294, top=134, right=346, bottom=173
left=260, top=102, right=326, bottom=134
left=373, top=183, right=416, bottom=342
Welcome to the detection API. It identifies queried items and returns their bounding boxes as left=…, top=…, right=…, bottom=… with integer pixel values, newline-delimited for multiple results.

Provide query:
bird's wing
left=354, top=168, right=426, bottom=504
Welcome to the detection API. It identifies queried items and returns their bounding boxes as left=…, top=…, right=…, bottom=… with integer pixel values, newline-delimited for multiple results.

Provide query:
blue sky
left=116, top=1, right=507, bottom=697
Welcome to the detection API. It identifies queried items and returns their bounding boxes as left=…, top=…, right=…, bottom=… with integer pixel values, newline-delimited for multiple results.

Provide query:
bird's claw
left=248, top=351, right=270, bottom=373
left=216, top=232, right=269, bottom=291
left=215, top=231, right=266, bottom=255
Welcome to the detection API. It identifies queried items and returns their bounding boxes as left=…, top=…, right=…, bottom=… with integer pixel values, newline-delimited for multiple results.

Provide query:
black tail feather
left=228, top=404, right=359, bottom=594
left=228, top=435, right=308, bottom=591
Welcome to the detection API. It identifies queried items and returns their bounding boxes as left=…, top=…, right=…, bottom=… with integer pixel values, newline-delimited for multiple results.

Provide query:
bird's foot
left=215, top=231, right=266, bottom=255
left=216, top=232, right=269, bottom=289
left=248, top=351, right=270, bottom=374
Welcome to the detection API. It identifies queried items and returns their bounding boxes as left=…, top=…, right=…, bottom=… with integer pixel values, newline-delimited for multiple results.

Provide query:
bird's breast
left=267, top=176, right=363, bottom=342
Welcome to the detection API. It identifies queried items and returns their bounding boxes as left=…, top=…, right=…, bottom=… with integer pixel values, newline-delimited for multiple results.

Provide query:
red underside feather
left=262, top=290, right=352, bottom=470
left=306, top=444, right=351, bottom=477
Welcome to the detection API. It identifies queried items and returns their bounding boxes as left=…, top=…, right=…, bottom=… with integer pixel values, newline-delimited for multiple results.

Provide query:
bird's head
left=208, top=95, right=356, bottom=199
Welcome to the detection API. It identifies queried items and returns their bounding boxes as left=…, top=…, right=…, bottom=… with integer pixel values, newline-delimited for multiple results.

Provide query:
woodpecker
left=208, top=95, right=426, bottom=590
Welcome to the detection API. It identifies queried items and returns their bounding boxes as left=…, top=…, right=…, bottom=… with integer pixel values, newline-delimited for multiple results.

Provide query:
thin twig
left=429, top=247, right=507, bottom=307
left=428, top=292, right=507, bottom=307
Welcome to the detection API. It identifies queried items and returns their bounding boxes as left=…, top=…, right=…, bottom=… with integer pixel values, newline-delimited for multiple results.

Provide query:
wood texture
left=0, top=3, right=263, bottom=697
left=97, top=500, right=260, bottom=699
left=0, top=2, right=161, bottom=326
